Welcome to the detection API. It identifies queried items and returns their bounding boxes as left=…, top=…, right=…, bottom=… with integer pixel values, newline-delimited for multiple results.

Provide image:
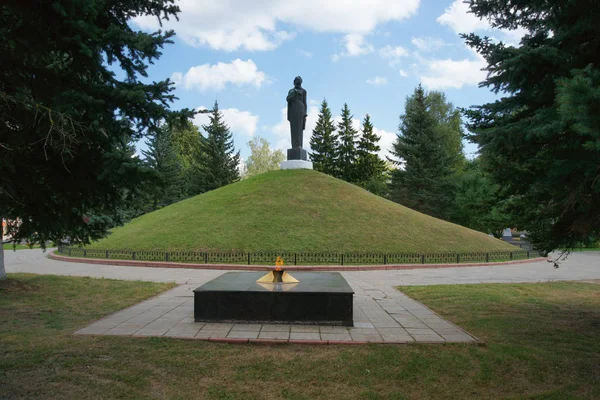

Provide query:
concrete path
left=5, top=249, right=600, bottom=286
left=5, top=249, right=599, bottom=344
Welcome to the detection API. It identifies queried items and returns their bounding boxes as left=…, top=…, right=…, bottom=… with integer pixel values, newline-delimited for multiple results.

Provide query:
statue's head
left=294, top=76, right=302, bottom=87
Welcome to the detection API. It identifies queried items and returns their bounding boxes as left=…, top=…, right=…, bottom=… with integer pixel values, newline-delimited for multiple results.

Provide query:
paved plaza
left=5, top=249, right=600, bottom=344
left=75, top=277, right=475, bottom=344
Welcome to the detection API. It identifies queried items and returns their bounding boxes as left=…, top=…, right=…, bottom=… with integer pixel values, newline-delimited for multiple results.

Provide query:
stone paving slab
left=74, top=278, right=478, bottom=344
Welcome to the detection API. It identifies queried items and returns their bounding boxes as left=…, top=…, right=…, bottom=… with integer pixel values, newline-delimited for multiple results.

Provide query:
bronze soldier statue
left=286, top=76, right=308, bottom=160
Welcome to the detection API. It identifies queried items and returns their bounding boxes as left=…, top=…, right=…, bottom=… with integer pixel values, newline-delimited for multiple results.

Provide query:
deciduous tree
left=245, top=136, right=285, bottom=177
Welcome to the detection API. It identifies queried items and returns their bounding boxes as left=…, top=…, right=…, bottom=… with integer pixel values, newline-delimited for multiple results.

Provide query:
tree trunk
left=0, top=219, right=5, bottom=280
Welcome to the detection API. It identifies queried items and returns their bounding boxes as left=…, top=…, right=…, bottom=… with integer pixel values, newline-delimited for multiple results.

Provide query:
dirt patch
left=0, top=278, right=40, bottom=292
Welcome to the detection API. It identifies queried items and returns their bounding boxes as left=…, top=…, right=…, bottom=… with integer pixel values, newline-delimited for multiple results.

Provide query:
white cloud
left=366, top=76, right=388, bottom=86
left=172, top=59, right=266, bottom=92
left=437, top=0, right=527, bottom=46
left=299, top=49, right=313, bottom=57
left=333, top=34, right=374, bottom=61
left=133, top=0, right=420, bottom=52
left=436, top=0, right=490, bottom=34
left=373, top=128, right=396, bottom=160
left=379, top=45, right=409, bottom=66
left=399, top=69, right=408, bottom=77
left=411, top=37, right=447, bottom=52
left=420, top=50, right=487, bottom=90
left=194, top=106, right=259, bottom=137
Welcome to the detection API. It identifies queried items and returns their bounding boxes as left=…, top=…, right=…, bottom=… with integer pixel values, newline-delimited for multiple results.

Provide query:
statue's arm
left=302, top=90, right=307, bottom=115
left=286, top=89, right=296, bottom=102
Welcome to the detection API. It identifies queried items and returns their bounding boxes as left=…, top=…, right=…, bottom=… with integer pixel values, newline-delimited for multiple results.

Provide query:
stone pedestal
left=287, top=147, right=308, bottom=161
left=280, top=160, right=313, bottom=170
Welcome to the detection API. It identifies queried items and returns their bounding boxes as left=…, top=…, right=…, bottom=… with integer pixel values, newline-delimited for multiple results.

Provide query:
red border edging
left=50, top=251, right=548, bottom=271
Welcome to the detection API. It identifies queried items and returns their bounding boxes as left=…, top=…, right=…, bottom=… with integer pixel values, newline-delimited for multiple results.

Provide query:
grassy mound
left=90, top=169, right=513, bottom=253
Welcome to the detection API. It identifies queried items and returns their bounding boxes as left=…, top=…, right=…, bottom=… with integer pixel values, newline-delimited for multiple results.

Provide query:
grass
left=3, top=243, right=41, bottom=250
left=89, top=170, right=513, bottom=253
left=1, top=274, right=599, bottom=399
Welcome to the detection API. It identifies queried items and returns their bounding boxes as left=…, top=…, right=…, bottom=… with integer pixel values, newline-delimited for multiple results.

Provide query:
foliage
left=309, top=99, right=338, bottom=176
left=0, top=0, right=191, bottom=253
left=355, top=114, right=387, bottom=190
left=463, top=0, right=600, bottom=252
left=88, top=169, right=513, bottom=253
left=389, top=85, right=455, bottom=219
left=450, top=159, right=509, bottom=235
left=335, top=103, right=360, bottom=182
left=169, top=120, right=204, bottom=196
left=244, top=136, right=285, bottom=178
left=142, top=125, right=185, bottom=209
left=197, top=101, right=241, bottom=192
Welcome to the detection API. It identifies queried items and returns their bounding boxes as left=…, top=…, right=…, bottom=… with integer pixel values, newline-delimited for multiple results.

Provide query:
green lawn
left=2, top=243, right=40, bottom=250
left=1, top=274, right=598, bottom=399
left=89, top=170, right=513, bottom=253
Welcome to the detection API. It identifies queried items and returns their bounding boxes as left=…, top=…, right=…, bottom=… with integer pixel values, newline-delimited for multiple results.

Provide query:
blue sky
left=132, top=0, right=526, bottom=161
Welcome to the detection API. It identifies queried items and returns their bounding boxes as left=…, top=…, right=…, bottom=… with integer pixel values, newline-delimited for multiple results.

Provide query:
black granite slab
left=194, top=272, right=354, bottom=326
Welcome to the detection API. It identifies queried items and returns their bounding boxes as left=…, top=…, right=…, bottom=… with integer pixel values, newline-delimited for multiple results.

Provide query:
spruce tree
left=198, top=101, right=241, bottom=192
left=309, top=99, right=338, bottom=176
left=336, top=103, right=359, bottom=182
left=463, top=0, right=600, bottom=252
left=356, top=114, right=386, bottom=185
left=0, top=0, right=191, bottom=278
left=389, top=85, right=454, bottom=218
left=142, top=126, right=184, bottom=209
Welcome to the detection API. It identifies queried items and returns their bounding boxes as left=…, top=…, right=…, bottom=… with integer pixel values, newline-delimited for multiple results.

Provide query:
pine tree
left=198, top=101, right=241, bottom=192
left=0, top=0, right=191, bottom=278
left=142, top=126, right=184, bottom=209
left=336, top=103, right=359, bottom=182
left=463, top=0, right=600, bottom=252
left=389, top=85, right=454, bottom=218
left=309, top=99, right=338, bottom=176
left=356, top=114, right=386, bottom=186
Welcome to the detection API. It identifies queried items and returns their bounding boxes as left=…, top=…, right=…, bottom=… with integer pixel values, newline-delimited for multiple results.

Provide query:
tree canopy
left=245, top=136, right=285, bottom=178
left=463, top=0, right=600, bottom=252
left=0, top=0, right=192, bottom=277
left=389, top=85, right=456, bottom=219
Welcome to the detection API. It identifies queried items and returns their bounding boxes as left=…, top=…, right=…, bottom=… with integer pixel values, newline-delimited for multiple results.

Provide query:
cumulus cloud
left=419, top=50, right=487, bottom=90
left=332, top=34, right=374, bottom=61
left=194, top=106, right=259, bottom=137
left=437, top=0, right=527, bottom=46
left=411, top=37, right=447, bottom=52
left=172, top=59, right=266, bottom=92
left=133, top=0, right=420, bottom=52
left=436, top=0, right=490, bottom=34
left=373, top=127, right=396, bottom=160
left=379, top=45, right=409, bottom=66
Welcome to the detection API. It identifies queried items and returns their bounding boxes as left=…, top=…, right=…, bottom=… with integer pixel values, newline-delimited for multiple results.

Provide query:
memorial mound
left=89, top=169, right=514, bottom=253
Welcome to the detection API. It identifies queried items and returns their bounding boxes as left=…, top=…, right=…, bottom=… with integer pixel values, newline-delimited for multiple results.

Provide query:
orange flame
left=275, top=256, right=284, bottom=271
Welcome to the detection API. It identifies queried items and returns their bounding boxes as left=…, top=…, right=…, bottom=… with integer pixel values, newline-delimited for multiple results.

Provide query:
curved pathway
left=5, top=248, right=600, bottom=285
left=4, top=249, right=600, bottom=345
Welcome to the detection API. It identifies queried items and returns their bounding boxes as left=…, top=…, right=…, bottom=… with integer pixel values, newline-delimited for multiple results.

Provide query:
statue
left=286, top=76, right=308, bottom=161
